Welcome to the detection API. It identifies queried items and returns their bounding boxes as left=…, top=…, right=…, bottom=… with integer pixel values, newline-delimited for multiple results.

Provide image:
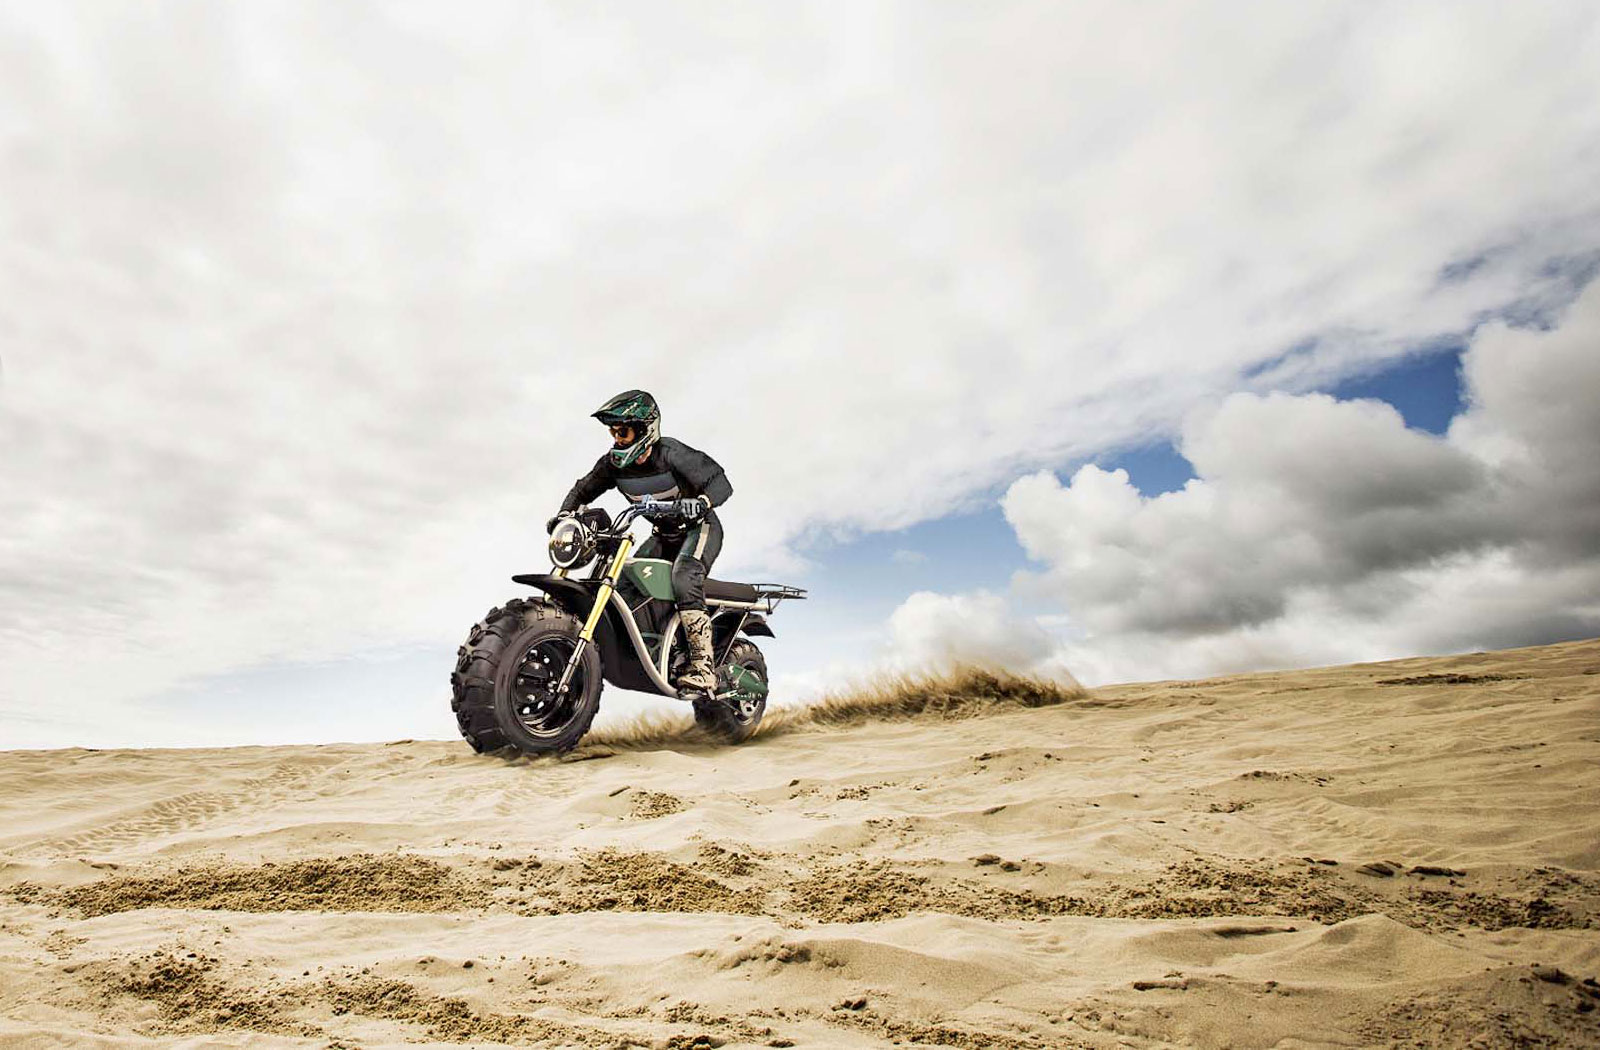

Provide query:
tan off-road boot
left=677, top=609, right=717, bottom=695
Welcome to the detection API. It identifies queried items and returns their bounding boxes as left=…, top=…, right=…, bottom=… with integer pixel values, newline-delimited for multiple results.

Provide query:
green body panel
left=623, top=558, right=675, bottom=601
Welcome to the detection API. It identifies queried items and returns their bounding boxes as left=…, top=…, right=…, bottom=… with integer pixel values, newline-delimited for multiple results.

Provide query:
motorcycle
left=450, top=498, right=806, bottom=755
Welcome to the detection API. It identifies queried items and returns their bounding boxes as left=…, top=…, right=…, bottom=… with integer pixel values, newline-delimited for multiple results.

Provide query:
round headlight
left=549, top=518, right=596, bottom=570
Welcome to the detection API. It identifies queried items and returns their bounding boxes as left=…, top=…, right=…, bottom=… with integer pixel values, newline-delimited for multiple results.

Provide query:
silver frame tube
left=604, top=590, right=681, bottom=697
left=656, top=611, right=681, bottom=685
left=705, top=598, right=766, bottom=611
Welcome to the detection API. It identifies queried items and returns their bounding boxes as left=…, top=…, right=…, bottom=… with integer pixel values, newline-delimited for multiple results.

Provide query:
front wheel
left=451, top=599, right=603, bottom=755
left=693, top=638, right=767, bottom=743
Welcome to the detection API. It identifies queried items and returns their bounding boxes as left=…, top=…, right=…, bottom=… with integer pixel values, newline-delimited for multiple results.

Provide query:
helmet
left=592, top=389, right=661, bottom=469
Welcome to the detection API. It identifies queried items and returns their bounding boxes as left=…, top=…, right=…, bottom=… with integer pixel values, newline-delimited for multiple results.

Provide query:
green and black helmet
left=592, top=389, right=661, bottom=468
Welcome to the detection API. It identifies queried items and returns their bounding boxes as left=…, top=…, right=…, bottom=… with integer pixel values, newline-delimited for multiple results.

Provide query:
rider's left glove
left=674, top=497, right=710, bottom=523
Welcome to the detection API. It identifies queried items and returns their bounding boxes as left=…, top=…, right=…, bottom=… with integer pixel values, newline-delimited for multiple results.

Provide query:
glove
left=546, top=512, right=573, bottom=534
left=674, top=497, right=710, bottom=523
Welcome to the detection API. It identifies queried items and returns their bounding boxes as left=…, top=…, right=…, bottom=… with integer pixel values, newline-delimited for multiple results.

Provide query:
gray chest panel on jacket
left=615, top=470, right=681, bottom=502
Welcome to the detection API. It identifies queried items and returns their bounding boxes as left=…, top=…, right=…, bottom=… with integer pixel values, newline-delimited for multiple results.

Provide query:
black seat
left=705, top=579, right=758, bottom=603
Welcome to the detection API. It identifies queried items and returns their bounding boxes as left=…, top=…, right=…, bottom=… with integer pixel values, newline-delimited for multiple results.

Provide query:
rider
left=549, top=389, right=732, bottom=696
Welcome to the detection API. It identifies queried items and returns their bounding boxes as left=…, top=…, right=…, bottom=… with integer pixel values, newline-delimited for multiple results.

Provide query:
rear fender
left=709, top=612, right=772, bottom=663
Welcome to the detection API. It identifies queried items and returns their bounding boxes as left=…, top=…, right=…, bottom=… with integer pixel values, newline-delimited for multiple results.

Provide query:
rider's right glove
left=546, top=512, right=572, bottom=534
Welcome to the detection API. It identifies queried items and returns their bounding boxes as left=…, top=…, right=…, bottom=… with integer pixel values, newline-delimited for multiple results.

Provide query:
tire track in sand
left=18, top=759, right=345, bottom=858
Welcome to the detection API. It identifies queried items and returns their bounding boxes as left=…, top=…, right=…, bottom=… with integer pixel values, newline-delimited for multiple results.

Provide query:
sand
left=2, top=638, right=1598, bottom=1048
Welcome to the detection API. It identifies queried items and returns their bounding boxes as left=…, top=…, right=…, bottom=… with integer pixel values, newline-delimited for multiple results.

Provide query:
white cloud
left=1004, top=393, right=1493, bottom=635
left=885, top=592, right=1058, bottom=674
left=3, top=3, right=1600, bottom=743
left=999, top=280, right=1600, bottom=683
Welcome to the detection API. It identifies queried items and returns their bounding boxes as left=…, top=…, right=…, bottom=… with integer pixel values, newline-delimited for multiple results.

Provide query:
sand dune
left=2, top=639, right=1598, bottom=1048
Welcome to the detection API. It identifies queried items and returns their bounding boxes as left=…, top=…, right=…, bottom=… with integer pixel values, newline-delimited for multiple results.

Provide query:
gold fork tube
left=554, top=536, right=634, bottom=698
left=579, top=536, right=632, bottom=643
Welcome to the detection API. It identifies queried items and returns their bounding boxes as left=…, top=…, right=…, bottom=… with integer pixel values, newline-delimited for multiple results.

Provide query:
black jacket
left=560, top=437, right=732, bottom=518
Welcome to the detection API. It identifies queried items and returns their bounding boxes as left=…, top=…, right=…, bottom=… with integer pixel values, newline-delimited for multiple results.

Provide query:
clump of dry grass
left=583, top=665, right=1086, bottom=751
left=767, top=665, right=1087, bottom=733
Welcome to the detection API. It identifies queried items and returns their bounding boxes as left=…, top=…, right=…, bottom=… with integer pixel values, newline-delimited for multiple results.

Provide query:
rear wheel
left=693, top=638, right=767, bottom=743
left=451, top=599, right=603, bottom=755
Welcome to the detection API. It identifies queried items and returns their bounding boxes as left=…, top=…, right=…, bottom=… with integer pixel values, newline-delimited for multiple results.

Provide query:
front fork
left=553, top=536, right=633, bottom=697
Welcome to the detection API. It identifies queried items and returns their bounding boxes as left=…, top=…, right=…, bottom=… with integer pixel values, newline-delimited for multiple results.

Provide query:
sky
left=2, top=2, right=1599, bottom=749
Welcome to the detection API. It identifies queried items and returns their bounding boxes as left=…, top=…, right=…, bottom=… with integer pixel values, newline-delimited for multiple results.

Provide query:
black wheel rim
left=510, top=636, right=585, bottom=738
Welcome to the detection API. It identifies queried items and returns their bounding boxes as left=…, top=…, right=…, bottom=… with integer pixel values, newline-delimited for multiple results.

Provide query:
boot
left=677, top=609, right=717, bottom=695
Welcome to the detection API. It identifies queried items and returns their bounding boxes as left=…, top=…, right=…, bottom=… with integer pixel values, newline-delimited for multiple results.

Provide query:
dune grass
left=580, top=664, right=1086, bottom=752
left=772, top=664, right=1087, bottom=729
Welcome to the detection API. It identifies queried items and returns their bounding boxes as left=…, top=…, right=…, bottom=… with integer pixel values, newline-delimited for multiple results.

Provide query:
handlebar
left=618, top=498, right=664, bottom=529
left=578, top=497, right=680, bottom=537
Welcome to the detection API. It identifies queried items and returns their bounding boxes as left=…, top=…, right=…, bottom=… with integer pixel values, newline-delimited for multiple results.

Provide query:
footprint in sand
left=628, top=791, right=687, bottom=820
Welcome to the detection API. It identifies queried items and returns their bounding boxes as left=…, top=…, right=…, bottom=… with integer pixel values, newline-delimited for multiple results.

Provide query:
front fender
left=510, top=574, right=595, bottom=620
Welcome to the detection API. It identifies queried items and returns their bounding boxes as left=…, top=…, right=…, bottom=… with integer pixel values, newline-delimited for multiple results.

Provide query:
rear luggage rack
left=751, top=584, right=806, bottom=613
left=752, top=584, right=807, bottom=600
left=704, top=583, right=807, bottom=613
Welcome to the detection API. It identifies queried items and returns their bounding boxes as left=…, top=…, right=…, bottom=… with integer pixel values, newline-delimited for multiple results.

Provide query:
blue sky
left=792, top=346, right=1469, bottom=609
left=764, top=344, right=1477, bottom=689
left=799, top=347, right=1469, bottom=589
left=4, top=3, right=1600, bottom=748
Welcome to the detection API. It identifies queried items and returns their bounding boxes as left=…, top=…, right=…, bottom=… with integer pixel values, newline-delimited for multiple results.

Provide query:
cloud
left=1000, top=280, right=1600, bottom=682
left=3, top=3, right=1600, bottom=742
left=1004, top=394, right=1493, bottom=635
left=885, top=592, right=1059, bottom=673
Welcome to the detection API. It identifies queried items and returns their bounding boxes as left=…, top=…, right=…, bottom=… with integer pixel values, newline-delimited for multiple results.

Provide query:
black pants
left=636, top=514, right=723, bottom=613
